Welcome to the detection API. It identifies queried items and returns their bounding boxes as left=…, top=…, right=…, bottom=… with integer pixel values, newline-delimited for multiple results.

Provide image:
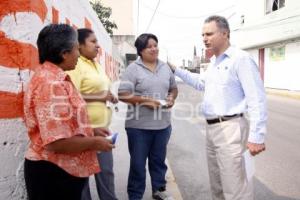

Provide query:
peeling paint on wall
left=0, top=118, right=28, bottom=200
left=0, top=0, right=119, bottom=199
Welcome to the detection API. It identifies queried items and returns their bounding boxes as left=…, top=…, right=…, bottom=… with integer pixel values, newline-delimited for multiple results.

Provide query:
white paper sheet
left=243, top=150, right=255, bottom=181
left=158, top=99, right=167, bottom=106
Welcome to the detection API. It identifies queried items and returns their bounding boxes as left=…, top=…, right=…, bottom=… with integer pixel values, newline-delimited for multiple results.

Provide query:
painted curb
left=166, top=159, right=183, bottom=200
left=266, top=88, right=300, bottom=100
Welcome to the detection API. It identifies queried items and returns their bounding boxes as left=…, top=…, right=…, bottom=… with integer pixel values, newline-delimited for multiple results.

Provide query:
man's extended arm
left=168, top=62, right=205, bottom=91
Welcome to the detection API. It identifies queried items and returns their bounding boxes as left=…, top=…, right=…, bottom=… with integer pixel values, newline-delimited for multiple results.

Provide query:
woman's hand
left=93, top=127, right=110, bottom=137
left=45, top=135, right=114, bottom=153
left=105, top=91, right=119, bottom=104
left=142, top=99, right=161, bottom=110
left=82, top=90, right=118, bottom=103
left=93, top=136, right=115, bottom=152
left=165, top=95, right=175, bottom=108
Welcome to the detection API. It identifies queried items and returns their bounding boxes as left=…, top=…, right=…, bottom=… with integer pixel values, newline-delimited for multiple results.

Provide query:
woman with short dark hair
left=118, top=33, right=178, bottom=200
left=23, top=24, right=114, bottom=200
left=134, top=33, right=158, bottom=57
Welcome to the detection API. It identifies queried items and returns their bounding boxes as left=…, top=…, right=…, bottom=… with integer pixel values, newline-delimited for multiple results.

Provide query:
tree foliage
left=90, top=1, right=118, bottom=35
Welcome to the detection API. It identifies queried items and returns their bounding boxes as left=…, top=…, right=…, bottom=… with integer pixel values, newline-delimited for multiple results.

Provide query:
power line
left=137, top=0, right=140, bottom=35
left=145, top=0, right=161, bottom=32
left=226, top=12, right=236, bottom=20
left=141, top=3, right=235, bottom=19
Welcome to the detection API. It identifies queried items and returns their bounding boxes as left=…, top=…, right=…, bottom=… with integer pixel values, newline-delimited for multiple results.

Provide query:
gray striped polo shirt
left=118, top=58, right=177, bottom=130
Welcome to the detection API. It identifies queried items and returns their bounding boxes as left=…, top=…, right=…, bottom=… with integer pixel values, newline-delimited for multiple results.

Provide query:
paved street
left=168, top=83, right=300, bottom=200
left=90, top=83, right=300, bottom=200
left=90, top=100, right=181, bottom=200
left=89, top=103, right=155, bottom=200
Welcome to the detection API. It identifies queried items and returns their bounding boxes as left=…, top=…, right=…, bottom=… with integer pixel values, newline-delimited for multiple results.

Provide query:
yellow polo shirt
left=67, top=56, right=112, bottom=128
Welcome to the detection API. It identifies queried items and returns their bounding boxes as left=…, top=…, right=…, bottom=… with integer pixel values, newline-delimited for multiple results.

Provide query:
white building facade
left=232, top=0, right=300, bottom=91
left=100, top=0, right=137, bottom=69
left=101, top=0, right=135, bottom=35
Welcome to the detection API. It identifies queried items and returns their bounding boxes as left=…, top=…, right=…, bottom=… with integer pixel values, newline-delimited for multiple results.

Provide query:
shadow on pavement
left=254, top=178, right=300, bottom=200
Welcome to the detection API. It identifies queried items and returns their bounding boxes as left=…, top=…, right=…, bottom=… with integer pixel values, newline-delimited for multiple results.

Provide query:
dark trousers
left=24, top=159, right=87, bottom=200
left=126, top=125, right=172, bottom=200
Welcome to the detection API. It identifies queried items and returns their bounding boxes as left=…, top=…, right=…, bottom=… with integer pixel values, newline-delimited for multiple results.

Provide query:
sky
left=133, top=0, right=238, bottom=65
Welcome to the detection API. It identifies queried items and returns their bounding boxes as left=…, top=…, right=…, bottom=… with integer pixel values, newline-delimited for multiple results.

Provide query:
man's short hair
left=204, top=15, right=230, bottom=38
left=37, top=24, right=77, bottom=64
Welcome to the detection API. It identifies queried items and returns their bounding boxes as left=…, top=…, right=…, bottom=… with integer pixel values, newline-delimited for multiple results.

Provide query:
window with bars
left=266, top=0, right=285, bottom=14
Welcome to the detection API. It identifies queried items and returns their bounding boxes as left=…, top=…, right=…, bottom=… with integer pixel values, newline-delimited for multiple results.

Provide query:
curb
left=266, top=88, right=300, bottom=100
left=165, top=159, right=183, bottom=200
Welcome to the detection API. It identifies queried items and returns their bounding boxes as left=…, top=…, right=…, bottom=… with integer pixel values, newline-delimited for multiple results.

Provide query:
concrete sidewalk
left=89, top=102, right=183, bottom=200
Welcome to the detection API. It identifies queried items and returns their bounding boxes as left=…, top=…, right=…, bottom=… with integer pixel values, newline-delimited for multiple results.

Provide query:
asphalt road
left=168, top=83, right=300, bottom=200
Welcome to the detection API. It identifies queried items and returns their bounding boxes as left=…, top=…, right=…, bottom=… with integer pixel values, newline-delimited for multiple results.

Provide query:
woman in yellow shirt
left=67, top=28, right=118, bottom=200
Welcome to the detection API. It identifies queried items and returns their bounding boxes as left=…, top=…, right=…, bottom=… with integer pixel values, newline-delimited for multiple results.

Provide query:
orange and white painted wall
left=0, top=0, right=119, bottom=199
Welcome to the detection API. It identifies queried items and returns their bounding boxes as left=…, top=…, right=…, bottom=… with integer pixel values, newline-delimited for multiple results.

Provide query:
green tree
left=90, top=1, right=118, bottom=35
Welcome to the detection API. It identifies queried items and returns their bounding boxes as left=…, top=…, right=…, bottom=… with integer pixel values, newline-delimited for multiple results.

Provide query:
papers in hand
left=158, top=100, right=168, bottom=107
left=243, top=150, right=255, bottom=181
left=106, top=101, right=118, bottom=112
left=106, top=132, right=118, bottom=144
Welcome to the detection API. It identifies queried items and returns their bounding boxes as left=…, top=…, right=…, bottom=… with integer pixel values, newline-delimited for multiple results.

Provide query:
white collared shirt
left=175, top=46, right=267, bottom=143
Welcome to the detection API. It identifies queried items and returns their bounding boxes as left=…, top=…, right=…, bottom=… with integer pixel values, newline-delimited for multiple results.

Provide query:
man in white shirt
left=169, top=15, right=267, bottom=200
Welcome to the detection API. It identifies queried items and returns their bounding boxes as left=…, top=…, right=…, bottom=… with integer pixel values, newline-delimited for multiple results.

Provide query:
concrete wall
left=101, top=0, right=134, bottom=35
left=264, top=41, right=300, bottom=90
left=99, top=0, right=136, bottom=72
left=0, top=0, right=117, bottom=199
left=245, top=41, right=300, bottom=91
left=112, top=35, right=136, bottom=66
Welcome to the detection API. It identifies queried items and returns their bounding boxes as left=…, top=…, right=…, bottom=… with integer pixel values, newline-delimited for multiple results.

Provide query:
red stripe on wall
left=52, top=6, right=59, bottom=24
left=0, top=0, right=47, bottom=22
left=0, top=91, right=24, bottom=119
left=84, top=17, right=92, bottom=29
left=66, top=18, right=70, bottom=25
left=0, top=31, right=39, bottom=70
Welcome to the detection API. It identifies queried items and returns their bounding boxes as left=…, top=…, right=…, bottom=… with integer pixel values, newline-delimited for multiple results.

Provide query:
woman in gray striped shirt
left=118, top=33, right=178, bottom=200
